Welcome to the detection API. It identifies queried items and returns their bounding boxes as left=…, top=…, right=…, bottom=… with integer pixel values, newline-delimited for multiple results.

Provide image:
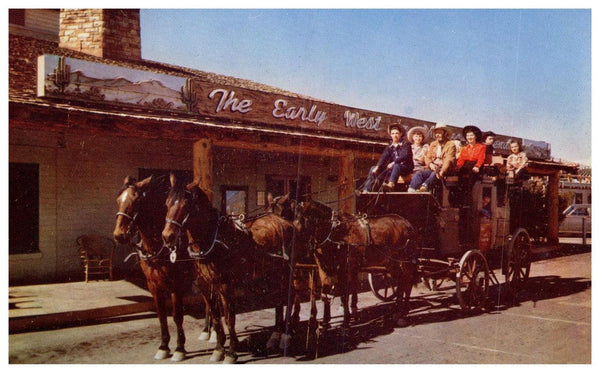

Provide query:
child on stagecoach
left=506, top=139, right=529, bottom=182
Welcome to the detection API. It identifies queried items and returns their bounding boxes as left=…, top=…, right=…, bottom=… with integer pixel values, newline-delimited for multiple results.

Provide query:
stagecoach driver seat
left=358, top=123, right=414, bottom=193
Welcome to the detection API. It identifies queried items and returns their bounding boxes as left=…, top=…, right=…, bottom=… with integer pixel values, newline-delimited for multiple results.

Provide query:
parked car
left=559, top=204, right=591, bottom=236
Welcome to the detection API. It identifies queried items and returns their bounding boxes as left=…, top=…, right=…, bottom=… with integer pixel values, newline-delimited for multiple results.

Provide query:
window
left=138, top=168, right=193, bottom=182
left=220, top=186, right=248, bottom=216
left=9, top=163, right=39, bottom=254
left=265, top=175, right=311, bottom=201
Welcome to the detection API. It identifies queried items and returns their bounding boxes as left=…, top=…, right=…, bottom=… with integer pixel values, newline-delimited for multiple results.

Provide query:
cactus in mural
left=53, top=56, right=71, bottom=94
left=180, top=78, right=198, bottom=112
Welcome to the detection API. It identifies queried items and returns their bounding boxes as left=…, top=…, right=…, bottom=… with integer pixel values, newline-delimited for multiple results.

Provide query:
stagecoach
left=357, top=173, right=532, bottom=312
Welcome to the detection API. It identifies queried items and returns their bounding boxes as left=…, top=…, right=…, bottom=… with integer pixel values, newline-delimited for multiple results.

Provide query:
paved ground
left=7, top=240, right=594, bottom=368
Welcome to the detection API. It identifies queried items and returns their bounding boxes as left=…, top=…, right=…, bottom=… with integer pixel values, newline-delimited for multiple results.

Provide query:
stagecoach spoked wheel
left=368, top=272, right=399, bottom=302
left=505, top=228, right=532, bottom=296
left=456, top=249, right=490, bottom=312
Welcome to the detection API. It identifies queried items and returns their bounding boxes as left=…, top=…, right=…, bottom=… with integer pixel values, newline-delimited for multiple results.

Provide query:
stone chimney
left=59, top=9, right=141, bottom=61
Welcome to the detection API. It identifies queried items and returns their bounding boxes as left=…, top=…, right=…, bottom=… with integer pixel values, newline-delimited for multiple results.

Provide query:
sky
left=137, top=7, right=592, bottom=166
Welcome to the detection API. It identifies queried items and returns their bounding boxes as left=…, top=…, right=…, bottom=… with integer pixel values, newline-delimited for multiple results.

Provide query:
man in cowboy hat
left=408, top=123, right=456, bottom=192
left=359, top=122, right=413, bottom=192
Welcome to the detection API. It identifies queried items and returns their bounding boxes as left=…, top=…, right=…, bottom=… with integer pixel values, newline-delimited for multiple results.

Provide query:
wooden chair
left=76, top=234, right=115, bottom=282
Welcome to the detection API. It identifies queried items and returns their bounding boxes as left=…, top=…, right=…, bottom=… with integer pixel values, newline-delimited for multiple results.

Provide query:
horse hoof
left=209, top=349, right=225, bottom=362
left=266, top=331, right=281, bottom=350
left=198, top=331, right=210, bottom=341
left=154, top=349, right=170, bottom=360
left=208, top=330, right=218, bottom=343
left=279, top=333, right=292, bottom=350
left=171, top=351, right=186, bottom=362
left=223, top=354, right=238, bottom=364
left=396, top=317, right=410, bottom=328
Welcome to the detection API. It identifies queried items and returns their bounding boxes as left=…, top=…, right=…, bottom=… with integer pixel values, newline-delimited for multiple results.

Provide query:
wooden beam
left=338, top=153, right=355, bottom=214
left=193, top=139, right=214, bottom=202
left=546, top=172, right=560, bottom=244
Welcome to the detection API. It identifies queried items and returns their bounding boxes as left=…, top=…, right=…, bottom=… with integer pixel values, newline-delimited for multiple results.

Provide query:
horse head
left=294, top=200, right=334, bottom=248
left=162, top=173, right=216, bottom=254
left=114, top=175, right=152, bottom=243
left=266, top=192, right=296, bottom=222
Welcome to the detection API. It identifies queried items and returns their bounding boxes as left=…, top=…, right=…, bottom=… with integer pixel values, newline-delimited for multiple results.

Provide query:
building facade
left=9, top=9, right=573, bottom=284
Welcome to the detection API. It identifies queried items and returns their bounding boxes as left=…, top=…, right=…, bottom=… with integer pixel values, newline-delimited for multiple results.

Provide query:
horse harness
left=166, top=207, right=291, bottom=263
left=323, top=213, right=413, bottom=264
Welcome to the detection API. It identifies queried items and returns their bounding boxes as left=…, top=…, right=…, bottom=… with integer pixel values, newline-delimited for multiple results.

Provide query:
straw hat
left=407, top=126, right=430, bottom=144
left=431, top=122, right=449, bottom=135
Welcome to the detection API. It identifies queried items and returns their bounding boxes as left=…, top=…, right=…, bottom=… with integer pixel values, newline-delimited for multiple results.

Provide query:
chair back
left=76, top=234, right=115, bottom=282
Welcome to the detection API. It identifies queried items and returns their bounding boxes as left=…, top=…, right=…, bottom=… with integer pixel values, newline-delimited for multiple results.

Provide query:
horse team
left=113, top=173, right=418, bottom=363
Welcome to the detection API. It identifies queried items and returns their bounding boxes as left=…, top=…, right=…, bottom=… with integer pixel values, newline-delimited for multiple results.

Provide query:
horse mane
left=118, top=174, right=170, bottom=197
left=118, top=175, right=137, bottom=195
left=166, top=177, right=212, bottom=213
left=307, top=199, right=333, bottom=219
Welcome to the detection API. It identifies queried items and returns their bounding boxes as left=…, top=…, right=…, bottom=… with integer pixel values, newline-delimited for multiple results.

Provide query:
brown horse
left=161, top=175, right=299, bottom=363
left=295, top=200, right=419, bottom=328
left=113, top=175, right=211, bottom=362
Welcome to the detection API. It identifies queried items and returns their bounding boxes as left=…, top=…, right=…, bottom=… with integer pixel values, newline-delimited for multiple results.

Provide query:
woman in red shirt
left=457, top=125, right=485, bottom=206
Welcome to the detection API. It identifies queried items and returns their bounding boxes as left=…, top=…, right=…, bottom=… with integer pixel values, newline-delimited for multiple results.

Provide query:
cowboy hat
left=407, top=126, right=430, bottom=144
left=462, top=125, right=482, bottom=142
left=431, top=122, right=449, bottom=135
left=387, top=122, right=405, bottom=135
left=482, top=131, right=496, bottom=140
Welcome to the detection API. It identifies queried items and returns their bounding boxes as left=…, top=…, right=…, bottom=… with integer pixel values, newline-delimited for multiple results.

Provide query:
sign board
left=37, top=54, right=550, bottom=159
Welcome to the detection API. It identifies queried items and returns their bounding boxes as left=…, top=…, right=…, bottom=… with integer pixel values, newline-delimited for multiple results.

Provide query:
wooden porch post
left=193, top=138, right=214, bottom=202
left=547, top=172, right=560, bottom=244
left=338, top=152, right=355, bottom=214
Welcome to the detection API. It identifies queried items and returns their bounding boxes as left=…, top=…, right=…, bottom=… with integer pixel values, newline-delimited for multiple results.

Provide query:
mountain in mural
left=51, top=70, right=188, bottom=111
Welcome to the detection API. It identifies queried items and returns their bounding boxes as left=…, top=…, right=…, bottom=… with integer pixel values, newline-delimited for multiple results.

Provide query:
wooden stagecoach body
left=355, top=174, right=532, bottom=312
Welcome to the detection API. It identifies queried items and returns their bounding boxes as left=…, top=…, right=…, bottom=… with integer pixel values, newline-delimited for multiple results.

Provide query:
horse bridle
left=164, top=190, right=228, bottom=260
left=116, top=185, right=142, bottom=237
left=116, top=185, right=171, bottom=261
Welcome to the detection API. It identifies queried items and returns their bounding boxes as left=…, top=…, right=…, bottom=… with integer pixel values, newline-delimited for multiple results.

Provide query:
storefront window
left=221, top=186, right=248, bottom=216
left=266, top=175, right=311, bottom=201
left=9, top=162, right=39, bottom=254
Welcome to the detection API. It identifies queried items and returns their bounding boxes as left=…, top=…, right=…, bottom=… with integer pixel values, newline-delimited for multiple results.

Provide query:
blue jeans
left=409, top=169, right=438, bottom=190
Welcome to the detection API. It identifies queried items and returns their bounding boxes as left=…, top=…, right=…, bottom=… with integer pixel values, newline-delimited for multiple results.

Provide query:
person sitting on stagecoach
left=456, top=125, right=486, bottom=205
left=408, top=125, right=430, bottom=173
left=407, top=123, right=456, bottom=193
left=506, top=139, right=529, bottom=181
left=360, top=123, right=414, bottom=193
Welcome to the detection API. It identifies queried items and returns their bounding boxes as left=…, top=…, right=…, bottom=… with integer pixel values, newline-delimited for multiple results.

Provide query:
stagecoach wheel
left=456, top=249, right=489, bottom=312
left=368, top=272, right=399, bottom=302
left=505, top=228, right=532, bottom=297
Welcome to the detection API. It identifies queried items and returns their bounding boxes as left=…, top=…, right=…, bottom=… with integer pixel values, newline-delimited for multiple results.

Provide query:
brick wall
left=59, top=9, right=141, bottom=61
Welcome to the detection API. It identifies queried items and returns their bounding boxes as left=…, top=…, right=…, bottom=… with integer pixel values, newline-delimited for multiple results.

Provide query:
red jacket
left=457, top=143, right=486, bottom=169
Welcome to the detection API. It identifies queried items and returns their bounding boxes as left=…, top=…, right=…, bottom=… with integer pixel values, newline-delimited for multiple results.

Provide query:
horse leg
left=349, top=269, right=359, bottom=321
left=208, top=293, right=227, bottom=363
left=198, top=294, right=217, bottom=342
left=219, top=287, right=239, bottom=364
left=170, top=291, right=186, bottom=362
left=266, top=305, right=283, bottom=352
left=152, top=290, right=171, bottom=360
left=395, top=263, right=416, bottom=327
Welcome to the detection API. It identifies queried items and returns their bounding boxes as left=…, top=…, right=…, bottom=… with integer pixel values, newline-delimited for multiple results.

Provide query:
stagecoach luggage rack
left=76, top=234, right=115, bottom=282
